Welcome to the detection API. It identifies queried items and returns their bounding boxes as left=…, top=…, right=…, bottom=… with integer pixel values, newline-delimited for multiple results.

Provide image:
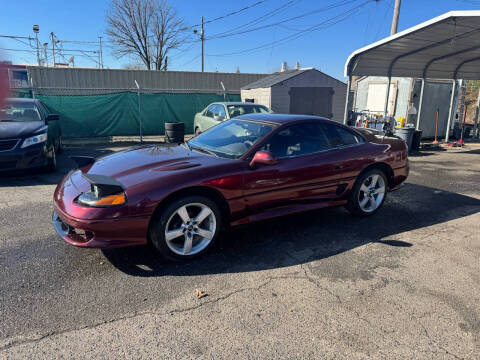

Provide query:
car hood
left=83, top=144, right=226, bottom=188
left=0, top=121, right=46, bottom=139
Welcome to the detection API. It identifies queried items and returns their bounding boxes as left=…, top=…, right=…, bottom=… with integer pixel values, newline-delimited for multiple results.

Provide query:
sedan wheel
left=347, top=169, right=387, bottom=216
left=150, top=196, right=221, bottom=260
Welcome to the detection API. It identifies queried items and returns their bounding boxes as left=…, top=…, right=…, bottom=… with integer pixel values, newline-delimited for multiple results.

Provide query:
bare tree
left=106, top=0, right=187, bottom=70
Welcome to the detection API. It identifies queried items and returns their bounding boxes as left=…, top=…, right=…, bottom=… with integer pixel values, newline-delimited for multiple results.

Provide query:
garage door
left=289, top=87, right=333, bottom=118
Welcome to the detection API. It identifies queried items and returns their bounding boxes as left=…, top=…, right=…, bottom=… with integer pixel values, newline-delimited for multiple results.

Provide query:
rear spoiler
left=82, top=173, right=125, bottom=197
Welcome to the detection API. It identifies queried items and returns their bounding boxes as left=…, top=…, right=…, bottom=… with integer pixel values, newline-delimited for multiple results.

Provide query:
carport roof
left=344, top=11, right=480, bottom=80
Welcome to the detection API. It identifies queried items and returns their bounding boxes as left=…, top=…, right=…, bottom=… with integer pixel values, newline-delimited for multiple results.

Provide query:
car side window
left=215, top=105, right=226, bottom=119
left=205, top=105, right=216, bottom=118
left=261, top=123, right=330, bottom=158
left=36, top=103, right=48, bottom=120
left=321, top=123, right=363, bottom=148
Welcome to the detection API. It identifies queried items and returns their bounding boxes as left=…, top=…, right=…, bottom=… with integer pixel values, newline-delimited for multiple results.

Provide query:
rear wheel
left=347, top=169, right=387, bottom=216
left=150, top=196, right=222, bottom=260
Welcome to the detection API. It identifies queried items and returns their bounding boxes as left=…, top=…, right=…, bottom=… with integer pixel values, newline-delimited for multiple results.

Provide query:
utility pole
left=98, top=36, right=104, bottom=69
left=50, top=32, right=56, bottom=67
left=201, top=16, right=204, bottom=72
left=43, top=43, right=49, bottom=67
left=390, top=0, right=402, bottom=35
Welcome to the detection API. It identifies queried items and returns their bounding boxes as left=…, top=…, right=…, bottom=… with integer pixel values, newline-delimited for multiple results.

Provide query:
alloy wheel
left=358, top=174, right=385, bottom=213
left=164, top=202, right=216, bottom=256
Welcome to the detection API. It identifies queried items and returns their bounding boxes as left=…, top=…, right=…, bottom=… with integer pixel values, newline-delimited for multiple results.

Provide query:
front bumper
left=52, top=205, right=150, bottom=248
left=0, top=142, right=51, bottom=172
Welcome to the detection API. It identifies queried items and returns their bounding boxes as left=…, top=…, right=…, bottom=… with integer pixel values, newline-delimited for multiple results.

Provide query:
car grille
left=0, top=139, right=20, bottom=152
left=0, top=161, right=17, bottom=169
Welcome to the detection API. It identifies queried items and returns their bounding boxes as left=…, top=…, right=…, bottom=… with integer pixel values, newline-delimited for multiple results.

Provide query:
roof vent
left=281, top=61, right=288, bottom=72
left=295, top=61, right=300, bottom=70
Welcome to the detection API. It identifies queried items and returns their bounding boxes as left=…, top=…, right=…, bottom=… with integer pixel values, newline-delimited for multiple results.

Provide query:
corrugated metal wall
left=27, top=67, right=267, bottom=95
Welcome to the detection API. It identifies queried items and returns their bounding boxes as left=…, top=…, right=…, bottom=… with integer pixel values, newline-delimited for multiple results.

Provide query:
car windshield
left=227, top=104, right=270, bottom=118
left=0, top=101, right=41, bottom=122
left=187, top=119, right=275, bottom=159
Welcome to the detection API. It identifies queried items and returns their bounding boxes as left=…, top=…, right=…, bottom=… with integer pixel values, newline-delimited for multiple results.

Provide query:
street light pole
left=33, top=25, right=40, bottom=66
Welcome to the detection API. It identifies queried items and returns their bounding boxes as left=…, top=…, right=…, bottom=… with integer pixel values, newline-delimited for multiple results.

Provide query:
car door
left=200, top=104, right=220, bottom=131
left=319, top=122, right=367, bottom=188
left=242, top=122, right=341, bottom=214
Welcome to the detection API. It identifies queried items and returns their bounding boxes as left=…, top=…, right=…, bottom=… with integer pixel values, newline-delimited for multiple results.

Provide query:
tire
left=195, top=127, right=201, bottom=136
left=165, top=130, right=184, bottom=143
left=56, top=136, right=63, bottom=153
left=150, top=195, right=222, bottom=261
left=346, top=169, right=387, bottom=216
left=45, top=148, right=57, bottom=173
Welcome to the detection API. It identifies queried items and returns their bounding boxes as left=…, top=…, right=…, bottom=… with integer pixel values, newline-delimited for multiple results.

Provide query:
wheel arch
left=147, top=185, right=231, bottom=241
left=359, top=162, right=395, bottom=190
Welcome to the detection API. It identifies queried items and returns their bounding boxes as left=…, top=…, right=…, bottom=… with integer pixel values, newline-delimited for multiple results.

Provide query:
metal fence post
left=134, top=80, right=142, bottom=143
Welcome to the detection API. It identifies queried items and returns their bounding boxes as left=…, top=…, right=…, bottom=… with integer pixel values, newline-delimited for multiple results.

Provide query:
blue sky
left=1, top=0, right=479, bottom=80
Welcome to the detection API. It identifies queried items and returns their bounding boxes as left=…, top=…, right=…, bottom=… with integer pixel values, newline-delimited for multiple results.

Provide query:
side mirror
left=46, top=114, right=59, bottom=122
left=249, top=151, right=277, bottom=168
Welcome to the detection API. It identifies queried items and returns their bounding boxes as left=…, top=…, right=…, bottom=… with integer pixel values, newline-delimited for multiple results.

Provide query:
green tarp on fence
left=36, top=92, right=240, bottom=138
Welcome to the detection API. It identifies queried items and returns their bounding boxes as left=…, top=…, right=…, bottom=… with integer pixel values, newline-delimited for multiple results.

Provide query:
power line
left=206, top=0, right=360, bottom=41
left=206, top=0, right=374, bottom=57
left=202, top=0, right=300, bottom=40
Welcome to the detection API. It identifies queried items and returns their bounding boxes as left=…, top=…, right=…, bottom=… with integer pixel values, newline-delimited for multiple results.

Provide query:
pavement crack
left=420, top=322, right=463, bottom=360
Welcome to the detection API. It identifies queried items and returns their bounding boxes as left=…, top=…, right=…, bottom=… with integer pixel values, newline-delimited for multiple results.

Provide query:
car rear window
left=321, top=123, right=363, bottom=148
left=227, top=105, right=270, bottom=118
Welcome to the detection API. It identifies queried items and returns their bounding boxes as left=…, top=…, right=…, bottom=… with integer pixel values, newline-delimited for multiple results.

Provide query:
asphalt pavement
left=0, top=143, right=479, bottom=359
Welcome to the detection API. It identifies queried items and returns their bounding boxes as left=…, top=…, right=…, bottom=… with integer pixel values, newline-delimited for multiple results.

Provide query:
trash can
left=411, top=130, right=422, bottom=152
left=395, top=126, right=415, bottom=153
left=165, top=122, right=184, bottom=143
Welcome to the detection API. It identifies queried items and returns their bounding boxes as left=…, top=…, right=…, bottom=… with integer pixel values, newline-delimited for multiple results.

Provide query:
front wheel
left=150, top=196, right=222, bottom=260
left=347, top=169, right=387, bottom=216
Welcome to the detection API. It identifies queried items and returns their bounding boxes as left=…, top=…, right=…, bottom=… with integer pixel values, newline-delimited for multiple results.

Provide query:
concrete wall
left=240, top=87, right=271, bottom=108
left=355, top=76, right=412, bottom=118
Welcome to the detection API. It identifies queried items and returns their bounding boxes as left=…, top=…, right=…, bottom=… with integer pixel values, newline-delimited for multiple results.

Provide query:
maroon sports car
left=53, top=114, right=408, bottom=260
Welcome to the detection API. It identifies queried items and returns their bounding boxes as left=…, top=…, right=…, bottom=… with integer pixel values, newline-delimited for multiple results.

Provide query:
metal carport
left=343, top=10, right=480, bottom=141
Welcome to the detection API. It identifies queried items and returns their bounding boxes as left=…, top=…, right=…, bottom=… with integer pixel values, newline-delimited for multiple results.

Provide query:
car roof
left=235, top=113, right=330, bottom=124
left=214, top=102, right=267, bottom=106
left=6, top=98, right=36, bottom=103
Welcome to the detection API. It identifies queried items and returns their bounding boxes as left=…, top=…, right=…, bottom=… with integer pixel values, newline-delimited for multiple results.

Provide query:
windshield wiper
left=190, top=145, right=218, bottom=157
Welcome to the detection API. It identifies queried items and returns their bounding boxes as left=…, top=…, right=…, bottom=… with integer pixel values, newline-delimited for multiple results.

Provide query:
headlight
left=77, top=191, right=126, bottom=207
left=21, top=133, right=48, bottom=148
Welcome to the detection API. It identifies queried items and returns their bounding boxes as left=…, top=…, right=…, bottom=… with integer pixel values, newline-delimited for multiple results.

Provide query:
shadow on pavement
left=0, top=147, right=120, bottom=187
left=102, top=183, right=480, bottom=277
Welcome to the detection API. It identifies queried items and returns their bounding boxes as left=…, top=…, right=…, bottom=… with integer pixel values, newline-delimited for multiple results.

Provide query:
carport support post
left=474, top=87, right=480, bottom=139
left=343, top=75, right=351, bottom=124
left=445, top=80, right=456, bottom=143
left=416, top=78, right=425, bottom=130
left=384, top=76, right=392, bottom=117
